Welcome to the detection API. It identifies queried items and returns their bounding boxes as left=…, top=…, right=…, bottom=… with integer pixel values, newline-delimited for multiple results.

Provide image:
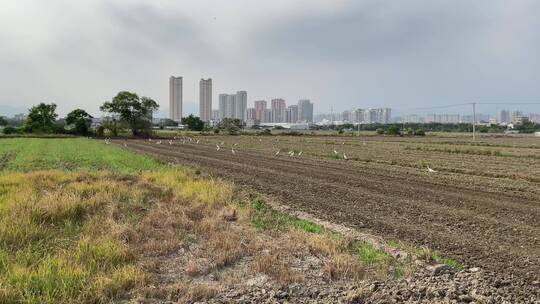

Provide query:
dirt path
left=115, top=139, right=540, bottom=300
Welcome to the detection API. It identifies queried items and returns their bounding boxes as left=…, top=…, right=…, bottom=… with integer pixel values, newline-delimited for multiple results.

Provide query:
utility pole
left=472, top=102, right=476, bottom=141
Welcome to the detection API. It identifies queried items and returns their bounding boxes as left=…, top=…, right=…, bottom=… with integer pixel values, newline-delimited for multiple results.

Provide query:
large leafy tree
left=23, top=103, right=58, bottom=133
left=218, top=118, right=242, bottom=135
left=100, top=91, right=159, bottom=136
left=66, top=109, right=93, bottom=135
left=181, top=115, right=204, bottom=131
left=0, top=116, right=7, bottom=126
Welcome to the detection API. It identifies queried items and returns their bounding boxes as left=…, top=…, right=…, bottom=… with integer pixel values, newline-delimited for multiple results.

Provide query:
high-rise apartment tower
left=199, top=78, right=212, bottom=122
left=169, top=76, right=183, bottom=121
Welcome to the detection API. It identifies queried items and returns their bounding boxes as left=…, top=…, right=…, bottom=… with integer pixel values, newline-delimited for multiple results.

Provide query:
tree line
left=0, top=91, right=220, bottom=136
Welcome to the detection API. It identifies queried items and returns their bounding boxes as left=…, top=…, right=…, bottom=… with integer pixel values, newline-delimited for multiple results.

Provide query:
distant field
left=0, top=138, right=410, bottom=303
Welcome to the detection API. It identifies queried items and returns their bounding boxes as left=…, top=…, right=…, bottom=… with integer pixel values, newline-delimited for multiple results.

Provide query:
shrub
left=2, top=126, right=19, bottom=135
left=414, top=129, right=426, bottom=136
left=387, top=125, right=401, bottom=136
left=257, top=129, right=272, bottom=136
left=376, top=128, right=384, bottom=135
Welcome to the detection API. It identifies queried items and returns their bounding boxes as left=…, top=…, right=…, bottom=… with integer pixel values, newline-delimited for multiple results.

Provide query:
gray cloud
left=0, top=0, right=539, bottom=117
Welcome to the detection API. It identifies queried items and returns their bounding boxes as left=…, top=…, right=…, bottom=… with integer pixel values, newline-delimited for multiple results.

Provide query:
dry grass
left=0, top=171, right=150, bottom=303
left=325, top=254, right=366, bottom=280
left=253, top=253, right=302, bottom=283
left=173, top=282, right=220, bottom=304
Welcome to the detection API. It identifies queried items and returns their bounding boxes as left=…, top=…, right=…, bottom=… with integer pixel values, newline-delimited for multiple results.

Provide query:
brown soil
left=115, top=139, right=540, bottom=301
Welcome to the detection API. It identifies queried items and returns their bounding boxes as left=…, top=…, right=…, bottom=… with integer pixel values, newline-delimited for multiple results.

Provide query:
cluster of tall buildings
left=399, top=109, right=540, bottom=125
left=496, top=110, right=539, bottom=124
left=315, top=108, right=391, bottom=124
left=168, top=75, right=314, bottom=125
left=245, top=99, right=313, bottom=125
left=218, top=91, right=247, bottom=121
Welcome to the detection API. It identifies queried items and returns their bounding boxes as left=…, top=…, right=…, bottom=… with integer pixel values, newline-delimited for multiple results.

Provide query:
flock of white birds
left=106, top=136, right=438, bottom=173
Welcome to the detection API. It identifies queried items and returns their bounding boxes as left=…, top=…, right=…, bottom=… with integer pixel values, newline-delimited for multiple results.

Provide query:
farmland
left=116, top=133, right=540, bottom=302
left=0, top=138, right=425, bottom=303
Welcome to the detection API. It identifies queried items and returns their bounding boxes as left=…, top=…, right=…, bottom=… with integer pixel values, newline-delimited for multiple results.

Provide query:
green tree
left=218, top=118, right=242, bottom=135
left=100, top=91, right=159, bottom=136
left=100, top=117, right=120, bottom=137
left=0, top=116, right=7, bottom=126
left=23, top=103, right=58, bottom=133
left=66, top=109, right=93, bottom=135
left=387, top=125, right=401, bottom=136
left=515, top=121, right=539, bottom=133
left=181, top=115, right=204, bottom=131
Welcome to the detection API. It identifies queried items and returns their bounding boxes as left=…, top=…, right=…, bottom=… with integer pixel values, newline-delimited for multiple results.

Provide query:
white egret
left=231, top=148, right=236, bottom=154
left=275, top=150, right=280, bottom=156
left=168, top=140, right=173, bottom=145
left=216, top=144, right=221, bottom=151
left=298, top=151, right=303, bottom=156
left=343, top=153, right=348, bottom=160
left=427, top=166, right=437, bottom=173
left=334, top=149, right=338, bottom=154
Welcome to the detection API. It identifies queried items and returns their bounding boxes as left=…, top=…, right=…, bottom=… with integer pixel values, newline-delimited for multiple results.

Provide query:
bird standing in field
left=275, top=150, right=280, bottom=156
left=157, top=140, right=162, bottom=145
left=298, top=151, right=303, bottom=156
left=427, top=166, right=437, bottom=173
left=334, top=149, right=338, bottom=154
left=216, top=144, right=221, bottom=151
left=168, top=140, right=173, bottom=145
left=231, top=148, right=236, bottom=154
left=343, top=153, right=348, bottom=160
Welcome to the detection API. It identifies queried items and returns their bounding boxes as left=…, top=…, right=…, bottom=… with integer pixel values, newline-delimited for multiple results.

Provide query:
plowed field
left=113, top=135, right=540, bottom=299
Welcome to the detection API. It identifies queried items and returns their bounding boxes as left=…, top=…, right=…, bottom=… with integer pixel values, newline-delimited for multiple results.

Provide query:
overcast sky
left=1, top=0, right=540, bottom=117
